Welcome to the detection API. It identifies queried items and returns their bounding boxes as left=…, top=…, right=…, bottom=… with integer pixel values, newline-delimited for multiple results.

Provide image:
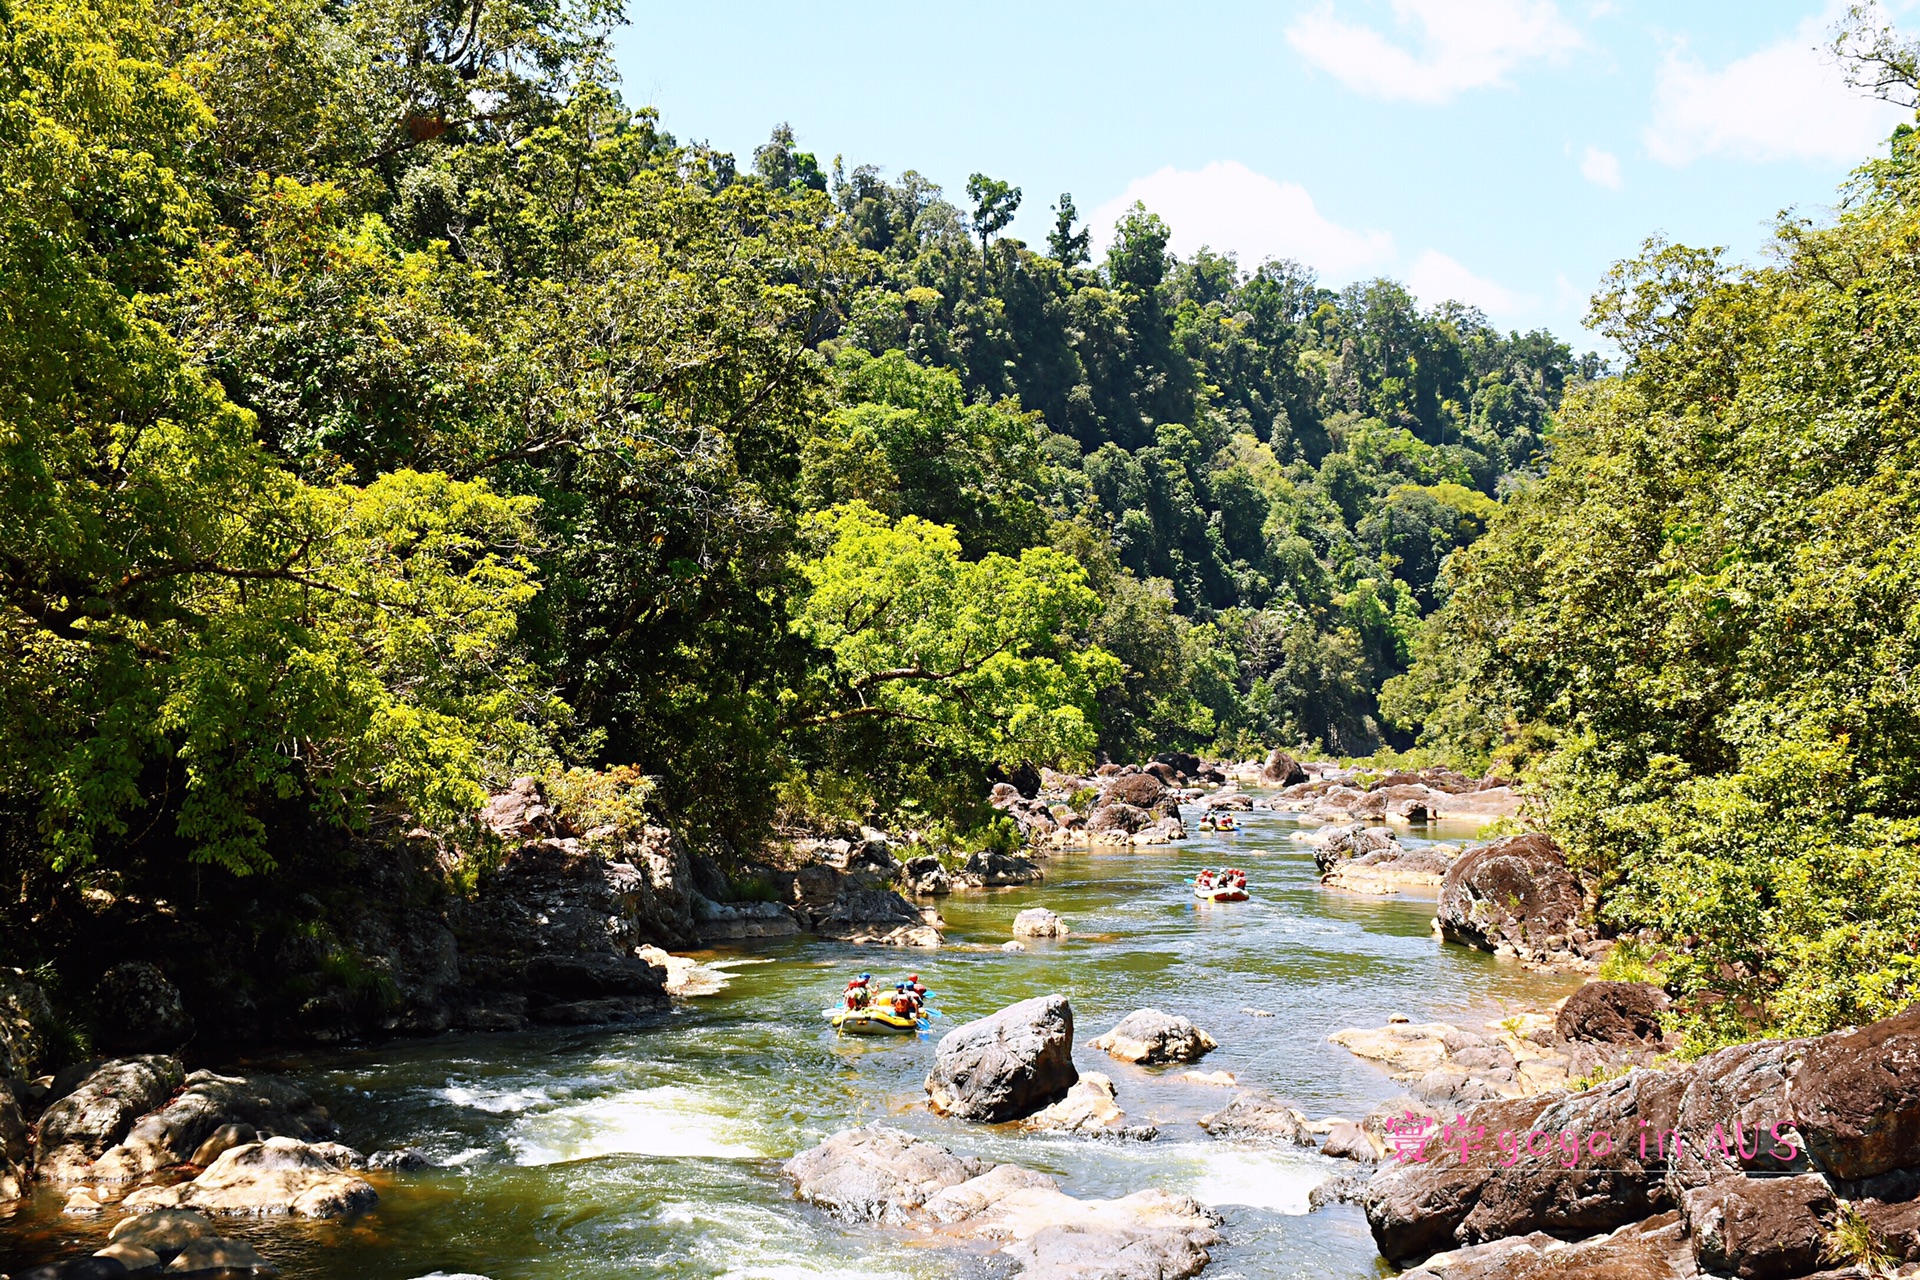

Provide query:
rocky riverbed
left=7, top=758, right=1914, bottom=1280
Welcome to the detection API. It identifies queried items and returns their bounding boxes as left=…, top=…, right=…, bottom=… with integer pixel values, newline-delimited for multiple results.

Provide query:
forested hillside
left=0, top=0, right=1590, bottom=891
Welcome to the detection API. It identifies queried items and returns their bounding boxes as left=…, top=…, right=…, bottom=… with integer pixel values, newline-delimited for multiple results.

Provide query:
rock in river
left=925, top=995, right=1077, bottom=1122
left=1197, top=1091, right=1313, bottom=1146
left=123, top=1136, right=378, bottom=1218
left=1011, top=908, right=1068, bottom=938
left=783, top=1125, right=1219, bottom=1280
left=1091, top=1010, right=1217, bottom=1065
left=34, top=1056, right=186, bottom=1183
left=1436, top=833, right=1586, bottom=965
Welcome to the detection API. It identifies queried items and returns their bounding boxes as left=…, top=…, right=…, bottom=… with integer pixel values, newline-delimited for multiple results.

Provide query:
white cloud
left=1646, top=14, right=1909, bottom=166
left=1286, top=0, right=1582, bottom=104
left=1580, top=145, right=1623, bottom=189
left=1090, top=161, right=1394, bottom=278
left=1405, top=250, right=1535, bottom=317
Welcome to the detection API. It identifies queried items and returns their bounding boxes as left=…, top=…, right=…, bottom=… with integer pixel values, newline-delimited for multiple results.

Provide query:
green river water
left=0, top=801, right=1577, bottom=1279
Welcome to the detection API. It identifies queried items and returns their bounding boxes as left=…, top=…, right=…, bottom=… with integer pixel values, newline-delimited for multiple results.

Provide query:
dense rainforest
left=5, top=0, right=1916, bottom=1048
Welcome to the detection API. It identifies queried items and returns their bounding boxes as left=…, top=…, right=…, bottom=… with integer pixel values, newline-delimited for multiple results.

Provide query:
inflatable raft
left=1194, top=884, right=1249, bottom=903
left=826, top=1006, right=926, bottom=1035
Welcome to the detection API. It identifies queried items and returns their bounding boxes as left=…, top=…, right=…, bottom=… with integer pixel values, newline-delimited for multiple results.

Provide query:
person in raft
left=843, top=973, right=872, bottom=1009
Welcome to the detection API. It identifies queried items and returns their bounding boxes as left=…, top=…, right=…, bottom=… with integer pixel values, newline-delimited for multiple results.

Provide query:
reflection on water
left=0, top=803, right=1576, bottom=1279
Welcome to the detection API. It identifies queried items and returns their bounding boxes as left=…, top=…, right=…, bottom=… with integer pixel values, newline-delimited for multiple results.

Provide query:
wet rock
left=164, top=1236, right=275, bottom=1275
left=1556, top=982, right=1671, bottom=1047
left=1012, top=908, right=1068, bottom=938
left=368, top=1147, right=434, bottom=1172
left=900, top=855, right=951, bottom=896
left=1024, top=1073, right=1156, bottom=1140
left=1437, top=834, right=1585, bottom=965
left=1100, top=772, right=1172, bottom=814
left=783, top=1127, right=1219, bottom=1278
left=1683, top=1173, right=1833, bottom=1280
left=92, top=1241, right=161, bottom=1273
left=1309, top=1174, right=1369, bottom=1211
left=63, top=1187, right=106, bottom=1214
left=782, top=1126, right=990, bottom=1223
left=1399, top=1212, right=1693, bottom=1280
left=190, top=1124, right=257, bottom=1168
left=691, top=897, right=802, bottom=943
left=91, top=963, right=194, bottom=1056
left=1197, top=1092, right=1313, bottom=1145
left=1321, top=1120, right=1381, bottom=1163
left=124, top=1137, right=378, bottom=1218
left=925, top=995, right=1077, bottom=1123
left=1085, top=803, right=1151, bottom=835
left=1787, top=1000, right=1920, bottom=1181
left=636, top=946, right=728, bottom=998
left=1310, top=824, right=1400, bottom=875
left=1323, top=838, right=1456, bottom=895
left=105, top=1069, right=334, bottom=1182
left=1002, top=940, right=1027, bottom=952
left=962, top=850, right=1045, bottom=887
left=34, top=1056, right=186, bottom=1182
left=1261, top=749, right=1308, bottom=786
left=1091, top=1010, right=1217, bottom=1065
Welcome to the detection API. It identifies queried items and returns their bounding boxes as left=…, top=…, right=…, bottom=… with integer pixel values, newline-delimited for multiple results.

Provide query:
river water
left=0, top=801, right=1576, bottom=1279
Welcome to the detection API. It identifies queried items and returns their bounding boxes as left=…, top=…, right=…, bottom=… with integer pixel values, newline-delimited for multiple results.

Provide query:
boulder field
left=1352, top=1001, right=1920, bottom=1280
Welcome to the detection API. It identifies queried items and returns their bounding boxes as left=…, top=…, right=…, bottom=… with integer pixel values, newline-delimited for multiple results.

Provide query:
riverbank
left=1, top=789, right=1583, bottom=1279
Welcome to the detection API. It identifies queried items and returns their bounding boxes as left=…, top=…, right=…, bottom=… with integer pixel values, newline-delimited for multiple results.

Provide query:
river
left=0, top=801, right=1577, bottom=1279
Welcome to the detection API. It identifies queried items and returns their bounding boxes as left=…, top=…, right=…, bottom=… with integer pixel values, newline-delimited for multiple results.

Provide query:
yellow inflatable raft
left=826, top=1006, right=926, bottom=1035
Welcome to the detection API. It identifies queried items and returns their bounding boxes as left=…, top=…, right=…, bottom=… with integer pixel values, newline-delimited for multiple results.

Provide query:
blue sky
left=612, top=1, right=1914, bottom=348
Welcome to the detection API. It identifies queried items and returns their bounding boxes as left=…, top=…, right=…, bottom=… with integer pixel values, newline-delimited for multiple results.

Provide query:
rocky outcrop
left=82, top=1068, right=335, bottom=1183
left=1683, top=1174, right=1833, bottom=1280
left=1397, top=1212, right=1694, bottom=1280
left=1329, top=1016, right=1571, bottom=1106
left=1012, top=908, right=1068, bottom=938
left=124, top=1136, right=378, bottom=1218
left=91, top=962, right=194, bottom=1055
left=34, top=1056, right=186, bottom=1182
left=963, top=849, right=1045, bottom=887
left=1024, top=1073, right=1156, bottom=1140
left=1557, top=982, right=1671, bottom=1047
left=1786, top=1001, right=1920, bottom=1180
left=1260, top=749, right=1308, bottom=786
left=1356, top=1017, right=1899, bottom=1269
left=1100, top=772, right=1173, bottom=816
left=925, top=995, right=1078, bottom=1122
left=1090, top=1010, right=1217, bottom=1065
left=1436, top=834, right=1590, bottom=966
left=1086, top=802, right=1151, bottom=835
left=782, top=1126, right=1220, bottom=1279
left=1197, top=1092, right=1313, bottom=1146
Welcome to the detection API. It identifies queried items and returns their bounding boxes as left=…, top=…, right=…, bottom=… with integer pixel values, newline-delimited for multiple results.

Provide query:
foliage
left=1394, top=128, right=1920, bottom=1040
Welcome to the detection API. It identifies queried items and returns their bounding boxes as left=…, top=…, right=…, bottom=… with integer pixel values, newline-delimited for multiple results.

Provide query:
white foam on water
left=506, top=1085, right=761, bottom=1164
left=1182, top=1146, right=1329, bottom=1214
left=718, top=1269, right=918, bottom=1280
left=438, top=1081, right=556, bottom=1113
left=442, top=1146, right=492, bottom=1167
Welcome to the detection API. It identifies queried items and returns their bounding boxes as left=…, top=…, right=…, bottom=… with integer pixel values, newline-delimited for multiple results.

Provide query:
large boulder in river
left=1787, top=1000, right=1920, bottom=1180
left=91, top=962, right=194, bottom=1055
left=1555, top=981, right=1670, bottom=1047
left=89, top=1069, right=335, bottom=1182
left=1260, top=749, right=1307, bottom=786
left=963, top=849, right=1044, bottom=887
left=34, top=1056, right=185, bottom=1182
left=1011, top=908, right=1067, bottom=938
left=124, top=1137, right=377, bottom=1218
left=1099, top=772, right=1171, bottom=814
left=1311, top=824, right=1400, bottom=875
left=1198, top=1091, right=1313, bottom=1146
left=1091, top=1010, right=1216, bottom=1065
left=1085, top=802, right=1151, bottom=835
left=1437, top=834, right=1584, bottom=963
left=925, top=995, right=1077, bottom=1122
left=784, top=1126, right=1220, bottom=1278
